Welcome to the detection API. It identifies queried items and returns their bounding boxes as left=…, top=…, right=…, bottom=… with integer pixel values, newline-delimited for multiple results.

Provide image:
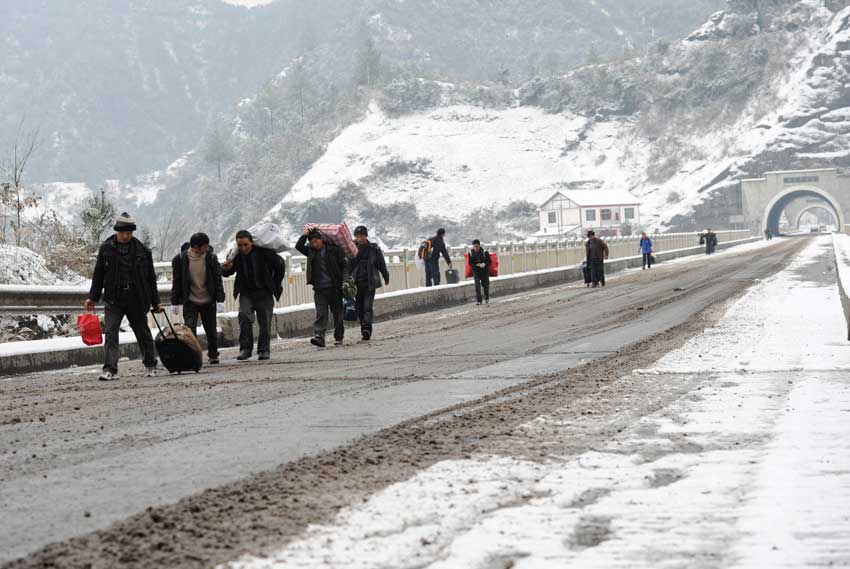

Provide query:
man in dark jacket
left=222, top=230, right=285, bottom=361
left=295, top=226, right=349, bottom=348
left=468, top=239, right=492, bottom=305
left=423, top=228, right=453, bottom=287
left=347, top=226, right=390, bottom=341
left=585, top=230, right=609, bottom=288
left=84, top=212, right=163, bottom=381
left=170, top=232, right=225, bottom=364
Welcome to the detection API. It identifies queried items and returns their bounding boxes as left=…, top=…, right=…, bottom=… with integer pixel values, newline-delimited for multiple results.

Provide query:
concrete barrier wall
left=832, top=234, right=850, bottom=341
left=218, top=237, right=760, bottom=345
left=0, top=237, right=757, bottom=376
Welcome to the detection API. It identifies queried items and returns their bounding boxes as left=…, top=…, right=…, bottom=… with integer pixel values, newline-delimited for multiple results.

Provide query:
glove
left=216, top=302, right=225, bottom=312
left=170, top=305, right=179, bottom=315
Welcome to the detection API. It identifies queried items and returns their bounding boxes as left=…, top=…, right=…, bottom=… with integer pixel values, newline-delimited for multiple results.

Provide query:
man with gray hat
left=85, top=212, right=163, bottom=380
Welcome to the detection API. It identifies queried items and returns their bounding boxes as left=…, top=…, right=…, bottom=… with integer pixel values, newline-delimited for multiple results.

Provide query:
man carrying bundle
left=222, top=230, right=285, bottom=361
left=296, top=226, right=349, bottom=348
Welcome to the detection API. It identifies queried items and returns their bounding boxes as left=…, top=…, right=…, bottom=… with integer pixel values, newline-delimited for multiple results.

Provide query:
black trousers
left=589, top=259, right=605, bottom=286
left=425, top=260, right=441, bottom=287
left=238, top=292, right=274, bottom=354
left=183, top=301, right=218, bottom=358
left=355, top=287, right=376, bottom=334
left=314, top=288, right=344, bottom=341
left=642, top=253, right=652, bottom=269
left=473, top=270, right=490, bottom=303
left=103, top=294, right=156, bottom=373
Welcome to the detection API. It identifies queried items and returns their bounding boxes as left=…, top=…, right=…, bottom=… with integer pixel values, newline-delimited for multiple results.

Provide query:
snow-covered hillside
left=263, top=1, right=850, bottom=238
left=0, top=245, right=84, bottom=286
left=269, top=104, right=586, bottom=225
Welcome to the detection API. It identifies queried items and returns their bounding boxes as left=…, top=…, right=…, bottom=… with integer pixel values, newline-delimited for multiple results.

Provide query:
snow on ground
left=0, top=245, right=81, bottom=286
left=227, top=236, right=850, bottom=569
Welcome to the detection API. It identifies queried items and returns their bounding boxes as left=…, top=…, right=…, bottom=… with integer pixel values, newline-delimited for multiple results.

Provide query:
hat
left=587, top=230, right=595, bottom=237
left=114, top=212, right=137, bottom=232
left=353, top=225, right=368, bottom=237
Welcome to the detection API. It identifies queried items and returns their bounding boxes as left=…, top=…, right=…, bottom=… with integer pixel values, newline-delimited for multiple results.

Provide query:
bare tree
left=154, top=210, right=179, bottom=262
left=2, top=119, right=41, bottom=246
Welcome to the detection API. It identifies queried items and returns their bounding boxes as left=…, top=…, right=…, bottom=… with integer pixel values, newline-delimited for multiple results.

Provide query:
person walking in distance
left=468, top=239, right=492, bottom=305
left=347, top=226, right=390, bottom=341
left=295, top=226, right=349, bottom=348
left=222, top=230, right=285, bottom=361
left=170, top=232, right=225, bottom=365
left=585, top=230, right=609, bottom=288
left=84, top=212, right=163, bottom=380
left=639, top=232, right=653, bottom=270
left=704, top=228, right=718, bottom=255
left=422, top=228, right=453, bottom=287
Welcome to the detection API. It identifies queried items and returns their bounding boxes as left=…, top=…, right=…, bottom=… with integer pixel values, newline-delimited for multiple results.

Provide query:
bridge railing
left=0, top=230, right=753, bottom=327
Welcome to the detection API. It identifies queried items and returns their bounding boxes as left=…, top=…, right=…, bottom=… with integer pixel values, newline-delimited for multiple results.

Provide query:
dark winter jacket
left=295, top=234, right=349, bottom=290
left=88, top=235, right=160, bottom=308
left=585, top=237, right=609, bottom=261
left=222, top=246, right=285, bottom=300
left=468, top=248, right=491, bottom=275
left=347, top=242, right=390, bottom=292
left=170, top=248, right=225, bottom=306
left=427, top=235, right=452, bottom=265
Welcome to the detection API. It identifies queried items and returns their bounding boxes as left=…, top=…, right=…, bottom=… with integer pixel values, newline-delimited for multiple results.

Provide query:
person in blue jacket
left=640, top=232, right=653, bottom=270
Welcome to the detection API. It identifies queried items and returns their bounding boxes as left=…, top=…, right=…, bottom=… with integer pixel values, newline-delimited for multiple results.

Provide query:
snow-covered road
left=230, top=236, right=850, bottom=569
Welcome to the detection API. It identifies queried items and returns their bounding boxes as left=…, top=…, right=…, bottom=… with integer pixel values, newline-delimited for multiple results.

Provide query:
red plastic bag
left=77, top=312, right=103, bottom=346
left=303, top=223, right=358, bottom=257
left=488, top=253, right=500, bottom=277
left=464, top=253, right=473, bottom=278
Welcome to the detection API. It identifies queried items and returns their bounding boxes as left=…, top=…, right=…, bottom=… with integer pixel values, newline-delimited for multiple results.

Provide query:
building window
left=624, top=207, right=635, bottom=220
left=783, top=175, right=819, bottom=185
left=548, top=211, right=557, bottom=224
left=601, top=208, right=612, bottom=221
left=585, top=209, right=596, bottom=222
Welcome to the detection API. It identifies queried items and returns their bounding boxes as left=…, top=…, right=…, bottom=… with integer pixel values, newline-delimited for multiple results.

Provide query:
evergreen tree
left=203, top=120, right=234, bottom=182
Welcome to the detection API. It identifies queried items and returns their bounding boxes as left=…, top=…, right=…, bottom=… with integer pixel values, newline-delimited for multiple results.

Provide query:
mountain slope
left=254, top=0, right=850, bottom=243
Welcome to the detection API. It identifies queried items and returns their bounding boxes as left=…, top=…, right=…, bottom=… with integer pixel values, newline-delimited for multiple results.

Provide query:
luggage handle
left=151, top=308, right=177, bottom=338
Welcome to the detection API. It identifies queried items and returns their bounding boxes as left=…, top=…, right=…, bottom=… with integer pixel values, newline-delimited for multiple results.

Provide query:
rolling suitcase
left=445, top=268, right=460, bottom=284
left=152, top=311, right=203, bottom=374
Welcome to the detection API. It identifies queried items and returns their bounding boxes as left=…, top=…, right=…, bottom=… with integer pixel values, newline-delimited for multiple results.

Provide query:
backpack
left=417, top=239, right=433, bottom=261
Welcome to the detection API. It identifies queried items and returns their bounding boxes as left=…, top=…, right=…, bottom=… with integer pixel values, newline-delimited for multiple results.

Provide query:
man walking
left=704, top=228, right=718, bottom=255
left=423, top=228, right=453, bottom=287
left=468, top=239, right=492, bottom=305
left=585, top=230, right=609, bottom=288
left=222, top=230, right=285, bottom=361
left=85, top=212, right=162, bottom=380
left=295, top=226, right=349, bottom=348
left=639, top=232, right=653, bottom=270
left=171, top=232, right=225, bottom=364
left=347, top=226, right=390, bottom=341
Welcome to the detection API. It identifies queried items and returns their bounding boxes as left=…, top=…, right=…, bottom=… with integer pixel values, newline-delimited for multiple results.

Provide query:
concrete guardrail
left=0, top=235, right=758, bottom=376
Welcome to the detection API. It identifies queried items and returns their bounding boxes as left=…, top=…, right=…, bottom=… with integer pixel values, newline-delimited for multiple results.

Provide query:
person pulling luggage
left=170, top=232, right=225, bottom=365
left=639, top=232, right=653, bottom=270
left=84, top=212, right=162, bottom=380
left=296, top=226, right=349, bottom=348
left=468, top=239, right=492, bottom=305
left=585, top=230, right=609, bottom=288
left=222, top=230, right=285, bottom=361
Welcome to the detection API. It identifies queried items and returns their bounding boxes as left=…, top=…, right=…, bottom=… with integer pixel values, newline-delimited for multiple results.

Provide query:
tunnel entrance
left=763, top=188, right=844, bottom=235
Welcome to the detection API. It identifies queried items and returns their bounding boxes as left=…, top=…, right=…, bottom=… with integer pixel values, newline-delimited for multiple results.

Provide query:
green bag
left=342, top=279, right=358, bottom=300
